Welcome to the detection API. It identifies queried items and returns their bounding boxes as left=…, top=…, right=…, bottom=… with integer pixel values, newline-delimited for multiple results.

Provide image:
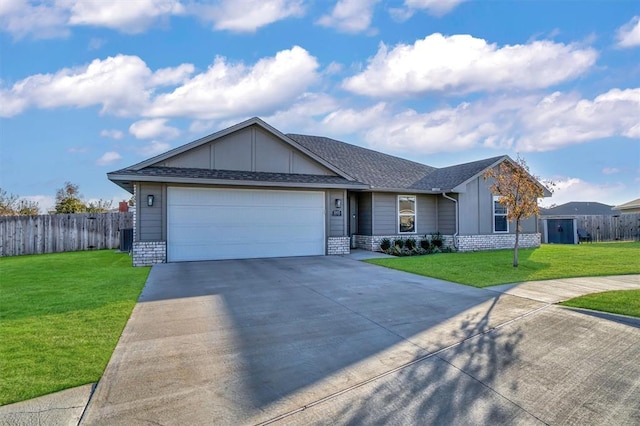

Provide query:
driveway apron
left=80, top=258, right=640, bottom=425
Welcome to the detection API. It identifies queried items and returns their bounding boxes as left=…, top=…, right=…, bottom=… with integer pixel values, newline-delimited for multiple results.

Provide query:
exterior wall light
left=147, top=195, right=154, bottom=207
left=335, top=199, right=342, bottom=208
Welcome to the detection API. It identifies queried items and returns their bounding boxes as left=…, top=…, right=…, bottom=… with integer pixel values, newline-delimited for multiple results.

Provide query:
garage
left=167, top=187, right=326, bottom=262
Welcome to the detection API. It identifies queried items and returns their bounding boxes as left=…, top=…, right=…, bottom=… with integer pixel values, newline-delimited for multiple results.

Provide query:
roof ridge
left=286, top=133, right=437, bottom=171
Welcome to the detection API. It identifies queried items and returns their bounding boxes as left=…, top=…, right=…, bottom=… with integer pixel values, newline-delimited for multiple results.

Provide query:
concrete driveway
left=81, top=257, right=640, bottom=425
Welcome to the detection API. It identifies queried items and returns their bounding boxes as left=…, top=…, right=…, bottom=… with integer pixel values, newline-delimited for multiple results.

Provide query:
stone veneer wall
left=353, top=233, right=538, bottom=253
left=327, top=237, right=350, bottom=255
left=456, top=233, right=540, bottom=252
left=354, top=235, right=455, bottom=252
left=133, top=241, right=167, bottom=267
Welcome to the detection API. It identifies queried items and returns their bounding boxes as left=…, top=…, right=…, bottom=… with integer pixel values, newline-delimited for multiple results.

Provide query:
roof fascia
left=107, top=174, right=370, bottom=190
left=453, top=156, right=552, bottom=197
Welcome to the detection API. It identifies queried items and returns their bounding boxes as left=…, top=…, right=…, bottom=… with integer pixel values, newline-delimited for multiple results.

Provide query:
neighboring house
left=540, top=201, right=623, bottom=244
left=613, top=198, right=640, bottom=214
left=108, top=117, right=551, bottom=266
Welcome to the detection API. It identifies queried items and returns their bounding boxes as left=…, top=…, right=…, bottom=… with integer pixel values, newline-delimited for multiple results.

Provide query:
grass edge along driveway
left=366, top=242, right=640, bottom=288
left=367, top=242, right=640, bottom=317
left=0, top=250, right=149, bottom=406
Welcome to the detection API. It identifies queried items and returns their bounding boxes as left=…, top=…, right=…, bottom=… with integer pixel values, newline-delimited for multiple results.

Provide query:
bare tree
left=0, top=188, right=40, bottom=215
left=87, top=199, right=113, bottom=213
left=484, top=156, right=553, bottom=267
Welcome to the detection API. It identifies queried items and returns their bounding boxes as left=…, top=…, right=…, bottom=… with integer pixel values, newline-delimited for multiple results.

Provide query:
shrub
left=405, top=238, right=416, bottom=250
left=420, top=239, right=431, bottom=251
left=380, top=238, right=391, bottom=251
left=394, top=238, right=405, bottom=248
left=431, top=232, right=443, bottom=248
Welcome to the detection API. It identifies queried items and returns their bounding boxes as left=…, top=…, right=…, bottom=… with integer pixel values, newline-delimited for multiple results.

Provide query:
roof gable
left=124, top=117, right=353, bottom=180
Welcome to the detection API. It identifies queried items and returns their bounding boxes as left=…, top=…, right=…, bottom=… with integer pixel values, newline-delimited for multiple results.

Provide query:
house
left=613, top=198, right=640, bottom=214
left=108, top=117, right=550, bottom=266
left=540, top=201, right=630, bottom=243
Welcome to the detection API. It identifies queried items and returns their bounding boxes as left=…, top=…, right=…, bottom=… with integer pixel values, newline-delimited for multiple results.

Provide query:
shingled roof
left=108, top=117, right=518, bottom=194
left=540, top=202, right=620, bottom=216
left=288, top=134, right=505, bottom=192
left=110, top=166, right=367, bottom=188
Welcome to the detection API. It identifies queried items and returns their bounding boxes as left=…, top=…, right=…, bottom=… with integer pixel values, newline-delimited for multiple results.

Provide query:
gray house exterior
left=108, top=117, right=549, bottom=266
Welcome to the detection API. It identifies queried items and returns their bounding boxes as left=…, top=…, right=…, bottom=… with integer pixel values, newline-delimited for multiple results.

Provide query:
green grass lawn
left=0, top=250, right=149, bottom=406
left=366, top=242, right=640, bottom=288
left=560, top=289, right=640, bottom=318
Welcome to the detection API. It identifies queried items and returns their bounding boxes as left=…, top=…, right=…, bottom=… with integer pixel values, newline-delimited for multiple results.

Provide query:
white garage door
left=167, top=187, right=325, bottom=261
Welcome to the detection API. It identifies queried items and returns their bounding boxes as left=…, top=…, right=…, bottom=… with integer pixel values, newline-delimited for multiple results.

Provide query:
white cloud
left=0, top=0, right=69, bottom=39
left=317, top=0, right=380, bottom=34
left=146, top=46, right=320, bottom=120
left=189, top=0, right=304, bottom=33
left=0, top=0, right=185, bottom=38
left=602, top=167, right=621, bottom=175
left=88, top=37, right=106, bottom=50
left=616, top=16, right=640, bottom=48
left=342, top=34, right=597, bottom=97
left=0, top=55, right=198, bottom=118
left=516, top=88, right=640, bottom=152
left=66, top=0, right=185, bottom=33
left=391, top=0, right=467, bottom=21
left=1, top=48, right=318, bottom=121
left=544, top=177, right=628, bottom=207
left=309, top=87, right=639, bottom=156
left=129, top=118, right=180, bottom=140
left=96, top=151, right=123, bottom=166
left=263, top=92, right=341, bottom=131
left=137, top=140, right=171, bottom=156
left=100, top=129, right=125, bottom=139
left=0, top=55, right=154, bottom=117
left=149, top=64, right=195, bottom=86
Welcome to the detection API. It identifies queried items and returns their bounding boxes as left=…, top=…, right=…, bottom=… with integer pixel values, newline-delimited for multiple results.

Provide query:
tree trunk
left=513, top=219, right=520, bottom=267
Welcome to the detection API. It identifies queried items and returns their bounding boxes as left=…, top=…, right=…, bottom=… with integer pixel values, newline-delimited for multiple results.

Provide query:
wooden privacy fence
left=0, top=212, right=133, bottom=257
left=540, top=214, right=640, bottom=242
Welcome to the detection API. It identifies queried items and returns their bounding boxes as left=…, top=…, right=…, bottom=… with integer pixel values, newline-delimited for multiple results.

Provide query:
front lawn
left=0, top=251, right=149, bottom=406
left=560, top=289, right=640, bottom=318
left=366, top=242, right=640, bottom=288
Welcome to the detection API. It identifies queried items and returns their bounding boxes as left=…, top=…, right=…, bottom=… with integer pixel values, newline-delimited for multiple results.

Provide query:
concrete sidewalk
left=2, top=268, right=638, bottom=426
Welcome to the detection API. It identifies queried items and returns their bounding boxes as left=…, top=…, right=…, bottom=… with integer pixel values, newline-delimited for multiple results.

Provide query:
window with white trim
left=493, top=196, right=508, bottom=233
left=398, top=195, right=416, bottom=233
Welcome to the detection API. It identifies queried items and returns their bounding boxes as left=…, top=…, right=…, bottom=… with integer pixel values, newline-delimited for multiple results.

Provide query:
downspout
left=442, top=192, right=458, bottom=249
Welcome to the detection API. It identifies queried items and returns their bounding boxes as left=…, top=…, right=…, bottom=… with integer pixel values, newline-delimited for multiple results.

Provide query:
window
left=398, top=195, right=416, bottom=233
left=493, top=196, right=508, bottom=233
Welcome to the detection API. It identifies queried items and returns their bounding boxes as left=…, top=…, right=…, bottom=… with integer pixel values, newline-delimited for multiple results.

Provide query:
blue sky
left=1, top=0, right=639, bottom=212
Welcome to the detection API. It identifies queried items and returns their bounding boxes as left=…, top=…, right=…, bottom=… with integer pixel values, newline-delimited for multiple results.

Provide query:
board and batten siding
left=459, top=176, right=537, bottom=235
left=155, top=126, right=334, bottom=176
left=357, top=193, right=373, bottom=235
left=438, top=195, right=457, bottom=235
left=372, top=193, right=397, bottom=235
left=327, top=190, right=347, bottom=237
left=137, top=183, right=163, bottom=242
left=417, top=195, right=437, bottom=234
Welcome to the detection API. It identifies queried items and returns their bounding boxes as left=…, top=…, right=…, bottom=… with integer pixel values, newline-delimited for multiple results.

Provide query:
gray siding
left=358, top=193, right=372, bottom=235
left=417, top=195, right=437, bottom=234
left=154, top=125, right=334, bottom=176
left=327, top=190, right=346, bottom=237
left=138, top=183, right=163, bottom=241
left=459, top=176, right=538, bottom=235
left=438, top=195, right=456, bottom=235
left=372, top=193, right=397, bottom=235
